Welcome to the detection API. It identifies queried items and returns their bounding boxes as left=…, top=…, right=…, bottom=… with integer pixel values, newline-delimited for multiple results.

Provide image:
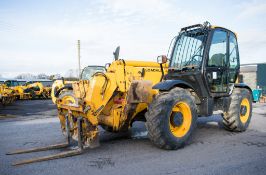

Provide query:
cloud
left=237, top=28, right=266, bottom=63
left=1, top=0, right=265, bottom=78
left=237, top=0, right=266, bottom=20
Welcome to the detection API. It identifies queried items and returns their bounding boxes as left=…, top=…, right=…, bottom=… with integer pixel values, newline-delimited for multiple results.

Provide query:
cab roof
left=180, top=22, right=237, bottom=38
left=211, top=25, right=237, bottom=38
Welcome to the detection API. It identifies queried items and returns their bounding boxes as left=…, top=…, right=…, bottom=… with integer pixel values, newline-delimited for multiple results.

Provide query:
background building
left=240, top=63, right=266, bottom=95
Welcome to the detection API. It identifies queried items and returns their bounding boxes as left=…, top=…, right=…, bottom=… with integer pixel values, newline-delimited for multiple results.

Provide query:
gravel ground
left=0, top=100, right=266, bottom=175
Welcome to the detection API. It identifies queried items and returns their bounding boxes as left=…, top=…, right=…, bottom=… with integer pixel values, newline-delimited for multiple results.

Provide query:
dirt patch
left=88, top=158, right=115, bottom=169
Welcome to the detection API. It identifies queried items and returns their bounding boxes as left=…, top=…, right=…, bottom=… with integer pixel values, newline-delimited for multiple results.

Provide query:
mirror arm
left=159, top=63, right=164, bottom=82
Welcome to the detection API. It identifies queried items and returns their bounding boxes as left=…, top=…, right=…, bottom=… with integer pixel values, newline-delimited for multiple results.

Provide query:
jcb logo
left=145, top=68, right=161, bottom=72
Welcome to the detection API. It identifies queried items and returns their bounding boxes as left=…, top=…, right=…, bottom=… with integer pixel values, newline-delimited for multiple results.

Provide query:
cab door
left=228, top=32, right=240, bottom=86
left=205, top=29, right=229, bottom=97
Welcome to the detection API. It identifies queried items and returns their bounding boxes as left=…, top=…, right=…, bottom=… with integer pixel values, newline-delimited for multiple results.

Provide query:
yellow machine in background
left=24, top=82, right=51, bottom=99
left=4, top=80, right=29, bottom=99
left=0, top=84, right=16, bottom=105
left=4, top=80, right=52, bottom=100
left=12, top=85, right=31, bottom=99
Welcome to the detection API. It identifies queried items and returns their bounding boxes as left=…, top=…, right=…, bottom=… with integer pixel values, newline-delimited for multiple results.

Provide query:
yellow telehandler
left=8, top=22, right=253, bottom=166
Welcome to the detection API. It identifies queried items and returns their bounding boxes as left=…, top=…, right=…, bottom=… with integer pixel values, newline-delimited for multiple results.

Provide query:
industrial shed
left=240, top=63, right=266, bottom=95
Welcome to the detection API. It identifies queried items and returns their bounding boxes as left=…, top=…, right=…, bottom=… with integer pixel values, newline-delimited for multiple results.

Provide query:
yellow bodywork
left=0, top=84, right=16, bottom=105
left=51, top=80, right=76, bottom=104
left=11, top=82, right=51, bottom=99
left=55, top=60, right=168, bottom=147
left=27, top=82, right=52, bottom=98
left=11, top=85, right=29, bottom=99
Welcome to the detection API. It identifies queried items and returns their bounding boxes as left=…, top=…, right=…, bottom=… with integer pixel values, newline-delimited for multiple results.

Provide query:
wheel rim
left=61, top=95, right=76, bottom=105
left=169, top=101, right=192, bottom=137
left=240, top=98, right=250, bottom=124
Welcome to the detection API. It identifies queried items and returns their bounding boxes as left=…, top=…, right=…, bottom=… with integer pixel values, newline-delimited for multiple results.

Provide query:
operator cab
left=4, top=80, right=21, bottom=87
left=155, top=22, right=242, bottom=116
left=167, top=22, right=239, bottom=96
left=81, top=66, right=106, bottom=80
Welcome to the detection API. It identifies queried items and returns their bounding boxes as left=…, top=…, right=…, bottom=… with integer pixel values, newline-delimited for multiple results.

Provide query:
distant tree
left=64, top=77, right=79, bottom=81
left=37, top=73, right=49, bottom=79
left=15, top=73, right=36, bottom=79
left=65, top=69, right=79, bottom=78
left=49, top=74, right=61, bottom=80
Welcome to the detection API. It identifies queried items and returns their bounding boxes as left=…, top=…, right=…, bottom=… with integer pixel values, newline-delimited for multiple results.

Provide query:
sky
left=0, top=0, right=266, bottom=78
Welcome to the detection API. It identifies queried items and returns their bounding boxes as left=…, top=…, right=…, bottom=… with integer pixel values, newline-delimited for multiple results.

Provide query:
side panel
left=85, top=73, right=118, bottom=117
left=152, top=80, right=193, bottom=91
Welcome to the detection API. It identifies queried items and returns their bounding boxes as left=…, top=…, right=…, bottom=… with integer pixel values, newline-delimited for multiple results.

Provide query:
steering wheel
left=191, top=54, right=202, bottom=62
left=184, top=54, right=202, bottom=66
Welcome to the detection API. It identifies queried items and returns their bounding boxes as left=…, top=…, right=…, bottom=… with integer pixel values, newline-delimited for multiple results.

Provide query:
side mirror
left=113, top=46, right=120, bottom=60
left=105, top=63, right=111, bottom=70
left=157, top=55, right=168, bottom=64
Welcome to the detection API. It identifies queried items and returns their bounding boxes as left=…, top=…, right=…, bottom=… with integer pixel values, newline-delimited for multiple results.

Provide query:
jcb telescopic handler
left=8, top=22, right=252, bottom=165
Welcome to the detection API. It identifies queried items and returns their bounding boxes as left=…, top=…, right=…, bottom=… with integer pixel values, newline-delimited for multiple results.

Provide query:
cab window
left=228, top=32, right=239, bottom=83
left=229, top=33, right=239, bottom=69
left=207, top=29, right=228, bottom=93
left=208, top=30, right=227, bottom=67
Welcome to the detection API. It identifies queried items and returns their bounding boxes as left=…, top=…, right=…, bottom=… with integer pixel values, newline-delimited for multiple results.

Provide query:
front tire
left=223, top=88, right=252, bottom=132
left=145, top=87, right=197, bottom=150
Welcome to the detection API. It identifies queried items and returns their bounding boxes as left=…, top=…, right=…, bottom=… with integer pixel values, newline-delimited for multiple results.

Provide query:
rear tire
left=223, top=88, right=252, bottom=132
left=145, top=87, right=197, bottom=150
